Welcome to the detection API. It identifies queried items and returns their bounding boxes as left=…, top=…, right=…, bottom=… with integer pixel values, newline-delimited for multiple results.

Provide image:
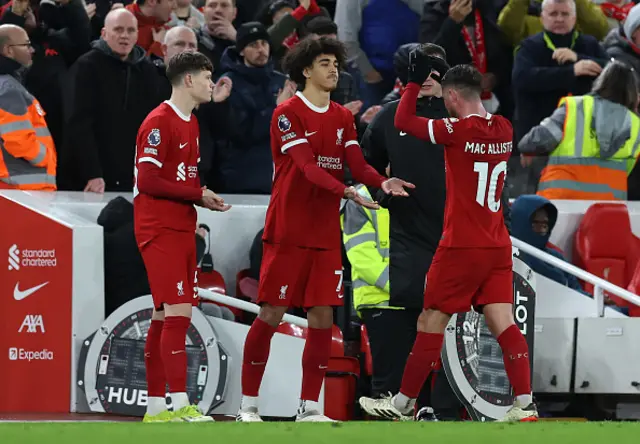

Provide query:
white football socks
left=392, top=393, right=416, bottom=414
left=146, top=396, right=167, bottom=416
left=171, top=392, right=190, bottom=410
left=516, top=394, right=533, bottom=407
left=241, top=395, right=259, bottom=411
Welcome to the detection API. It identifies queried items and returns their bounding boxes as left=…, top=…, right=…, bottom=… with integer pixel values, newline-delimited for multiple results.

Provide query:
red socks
left=399, top=332, right=444, bottom=398
left=497, top=324, right=532, bottom=396
left=145, top=320, right=166, bottom=397
left=241, top=317, right=277, bottom=397
left=161, top=316, right=191, bottom=393
left=300, top=327, right=332, bottom=402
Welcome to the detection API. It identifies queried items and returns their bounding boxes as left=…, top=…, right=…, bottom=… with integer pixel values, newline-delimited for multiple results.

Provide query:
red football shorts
left=257, top=242, right=344, bottom=308
left=139, top=230, right=199, bottom=311
left=424, top=246, right=513, bottom=314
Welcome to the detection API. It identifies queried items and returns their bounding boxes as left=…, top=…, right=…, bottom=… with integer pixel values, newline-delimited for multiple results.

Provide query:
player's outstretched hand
left=199, top=187, right=232, bottom=212
left=344, top=186, right=380, bottom=210
left=381, top=177, right=415, bottom=197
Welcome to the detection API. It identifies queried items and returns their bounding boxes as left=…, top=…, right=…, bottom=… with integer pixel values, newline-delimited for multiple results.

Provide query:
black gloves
left=407, top=49, right=450, bottom=85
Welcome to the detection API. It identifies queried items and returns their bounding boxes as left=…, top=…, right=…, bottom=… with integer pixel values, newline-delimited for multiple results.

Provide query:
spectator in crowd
left=213, top=22, right=288, bottom=194
left=167, top=0, right=206, bottom=29
left=85, top=0, right=125, bottom=40
left=65, top=8, right=162, bottom=193
left=0, top=0, right=90, bottom=177
left=518, top=60, right=640, bottom=201
left=419, top=0, right=514, bottom=118
left=510, top=194, right=588, bottom=292
left=257, top=0, right=325, bottom=70
left=604, top=3, right=640, bottom=82
left=512, top=0, right=608, bottom=144
left=153, top=25, right=199, bottom=97
left=0, top=24, right=56, bottom=190
left=196, top=0, right=238, bottom=74
left=335, top=0, right=422, bottom=109
left=594, top=0, right=633, bottom=32
left=126, top=0, right=174, bottom=58
left=497, top=0, right=608, bottom=46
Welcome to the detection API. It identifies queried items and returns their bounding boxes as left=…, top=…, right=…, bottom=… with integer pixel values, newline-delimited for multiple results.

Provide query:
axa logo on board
left=8, top=244, right=57, bottom=271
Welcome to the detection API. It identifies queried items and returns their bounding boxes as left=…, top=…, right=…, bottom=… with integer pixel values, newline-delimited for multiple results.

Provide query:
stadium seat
left=573, top=203, right=640, bottom=308
left=360, top=324, right=373, bottom=376
left=625, top=262, right=640, bottom=317
left=236, top=268, right=258, bottom=303
left=199, top=269, right=244, bottom=319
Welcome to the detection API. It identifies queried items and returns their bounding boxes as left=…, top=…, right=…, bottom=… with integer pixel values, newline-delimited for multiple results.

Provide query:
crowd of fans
left=2, top=0, right=640, bottom=198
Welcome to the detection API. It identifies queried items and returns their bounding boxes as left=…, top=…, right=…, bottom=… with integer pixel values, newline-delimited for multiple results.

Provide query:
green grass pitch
left=2, top=421, right=640, bottom=444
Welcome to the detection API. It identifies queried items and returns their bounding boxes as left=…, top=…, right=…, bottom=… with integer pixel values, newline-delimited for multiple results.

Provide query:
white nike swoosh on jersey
left=179, top=142, right=188, bottom=149
left=399, top=132, right=407, bottom=136
left=171, top=350, right=185, bottom=355
left=305, top=131, right=317, bottom=137
left=13, top=281, right=49, bottom=301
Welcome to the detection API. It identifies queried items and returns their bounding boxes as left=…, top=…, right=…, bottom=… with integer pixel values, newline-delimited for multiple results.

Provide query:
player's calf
left=483, top=303, right=537, bottom=420
left=238, top=304, right=285, bottom=421
left=144, top=316, right=169, bottom=422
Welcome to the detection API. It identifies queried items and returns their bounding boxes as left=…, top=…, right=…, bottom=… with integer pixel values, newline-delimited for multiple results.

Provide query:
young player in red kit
left=359, top=54, right=538, bottom=422
left=134, top=52, right=232, bottom=423
left=236, top=37, right=414, bottom=423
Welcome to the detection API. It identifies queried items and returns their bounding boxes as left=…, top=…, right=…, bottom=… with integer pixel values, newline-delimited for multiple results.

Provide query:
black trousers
left=361, top=308, right=462, bottom=418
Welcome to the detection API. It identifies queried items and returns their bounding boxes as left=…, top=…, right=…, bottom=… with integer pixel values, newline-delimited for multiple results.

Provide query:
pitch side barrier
left=2, top=190, right=640, bottom=418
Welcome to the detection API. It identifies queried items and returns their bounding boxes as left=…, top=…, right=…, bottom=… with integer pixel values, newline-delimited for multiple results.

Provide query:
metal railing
left=199, top=288, right=309, bottom=327
left=200, top=238, right=640, bottom=320
left=511, top=237, right=640, bottom=316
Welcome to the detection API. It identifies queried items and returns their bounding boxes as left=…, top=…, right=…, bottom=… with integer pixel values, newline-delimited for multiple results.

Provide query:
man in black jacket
left=362, top=42, right=511, bottom=420
left=65, top=8, right=163, bottom=192
left=362, top=42, right=456, bottom=420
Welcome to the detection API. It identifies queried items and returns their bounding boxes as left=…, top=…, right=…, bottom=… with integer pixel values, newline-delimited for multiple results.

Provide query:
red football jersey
left=427, top=113, right=512, bottom=248
left=264, top=92, right=358, bottom=249
left=133, top=101, right=200, bottom=238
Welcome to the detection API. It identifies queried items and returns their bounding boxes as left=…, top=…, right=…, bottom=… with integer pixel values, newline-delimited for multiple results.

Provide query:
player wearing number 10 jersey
left=359, top=60, right=538, bottom=422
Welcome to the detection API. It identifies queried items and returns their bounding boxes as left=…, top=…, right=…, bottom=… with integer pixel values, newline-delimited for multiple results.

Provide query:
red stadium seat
left=360, top=324, right=373, bottom=376
left=626, top=262, right=640, bottom=317
left=573, top=203, right=640, bottom=308
left=198, top=269, right=244, bottom=319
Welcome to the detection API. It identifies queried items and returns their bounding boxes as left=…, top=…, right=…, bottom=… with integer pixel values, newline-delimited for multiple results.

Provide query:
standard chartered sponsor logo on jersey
left=317, top=156, right=343, bottom=170
left=7, top=244, right=57, bottom=270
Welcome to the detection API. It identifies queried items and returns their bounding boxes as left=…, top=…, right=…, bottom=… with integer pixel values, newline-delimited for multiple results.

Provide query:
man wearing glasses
left=0, top=24, right=57, bottom=191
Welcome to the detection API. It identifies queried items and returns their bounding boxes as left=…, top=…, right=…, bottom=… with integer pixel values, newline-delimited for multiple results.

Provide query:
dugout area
left=2, top=421, right=640, bottom=444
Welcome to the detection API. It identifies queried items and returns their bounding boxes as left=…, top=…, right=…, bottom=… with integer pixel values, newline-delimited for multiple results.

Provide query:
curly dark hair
left=282, top=36, right=346, bottom=87
left=166, top=51, right=213, bottom=86
left=441, top=64, right=483, bottom=99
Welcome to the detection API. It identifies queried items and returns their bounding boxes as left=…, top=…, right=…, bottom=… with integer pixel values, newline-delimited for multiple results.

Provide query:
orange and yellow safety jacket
left=537, top=95, right=639, bottom=200
left=0, top=67, right=57, bottom=191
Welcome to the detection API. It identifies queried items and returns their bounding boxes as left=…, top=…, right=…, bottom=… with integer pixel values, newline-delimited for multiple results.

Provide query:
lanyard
left=543, top=31, right=579, bottom=51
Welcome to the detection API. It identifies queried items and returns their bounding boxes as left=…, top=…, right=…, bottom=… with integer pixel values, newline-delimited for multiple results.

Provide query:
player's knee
left=163, top=303, right=193, bottom=318
left=258, top=304, right=287, bottom=327
left=417, top=309, right=450, bottom=333
left=306, top=306, right=333, bottom=329
left=483, top=303, right=515, bottom=337
left=151, top=308, right=165, bottom=322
